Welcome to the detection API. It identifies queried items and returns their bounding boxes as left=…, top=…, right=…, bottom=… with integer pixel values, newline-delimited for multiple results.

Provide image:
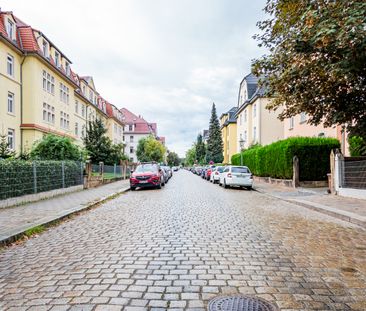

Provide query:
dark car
left=130, top=163, right=164, bottom=191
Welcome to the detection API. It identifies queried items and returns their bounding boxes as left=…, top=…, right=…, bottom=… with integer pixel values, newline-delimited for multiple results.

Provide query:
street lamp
left=239, top=138, right=245, bottom=166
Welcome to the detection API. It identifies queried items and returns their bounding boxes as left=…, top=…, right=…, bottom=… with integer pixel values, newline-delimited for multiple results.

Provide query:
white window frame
left=75, top=122, right=79, bottom=136
left=244, top=110, right=247, bottom=122
left=7, top=92, right=14, bottom=114
left=7, top=129, right=15, bottom=150
left=6, top=19, right=14, bottom=39
left=253, top=104, right=257, bottom=118
left=60, top=83, right=69, bottom=104
left=65, top=61, right=70, bottom=76
left=42, top=40, right=49, bottom=58
left=43, top=103, right=55, bottom=124
left=75, top=100, right=79, bottom=114
left=7, top=54, right=14, bottom=76
left=81, top=104, right=86, bottom=118
left=289, top=117, right=294, bottom=129
left=60, top=111, right=70, bottom=129
left=55, top=51, right=60, bottom=68
left=300, top=112, right=307, bottom=123
left=43, top=70, right=55, bottom=94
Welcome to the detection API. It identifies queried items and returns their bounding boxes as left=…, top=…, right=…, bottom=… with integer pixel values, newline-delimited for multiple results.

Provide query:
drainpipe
left=20, top=55, right=26, bottom=154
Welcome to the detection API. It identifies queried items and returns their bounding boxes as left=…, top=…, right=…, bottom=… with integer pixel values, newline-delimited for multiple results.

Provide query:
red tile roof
left=121, top=108, right=158, bottom=134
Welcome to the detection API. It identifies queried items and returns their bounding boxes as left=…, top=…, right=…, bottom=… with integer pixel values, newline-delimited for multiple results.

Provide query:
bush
left=231, top=137, right=340, bottom=181
left=349, top=136, right=366, bottom=156
left=0, top=160, right=83, bottom=200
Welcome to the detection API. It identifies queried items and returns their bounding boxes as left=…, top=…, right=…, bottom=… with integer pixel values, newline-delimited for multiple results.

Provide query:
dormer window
left=55, top=51, right=60, bottom=67
left=65, top=61, right=70, bottom=76
left=82, top=85, right=86, bottom=95
left=42, top=40, right=49, bottom=58
left=6, top=19, right=14, bottom=40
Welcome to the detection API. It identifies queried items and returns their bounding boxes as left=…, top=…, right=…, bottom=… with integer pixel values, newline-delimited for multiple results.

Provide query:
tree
left=206, top=103, right=223, bottom=163
left=167, top=151, right=180, bottom=167
left=185, top=145, right=196, bottom=166
left=84, top=119, right=126, bottom=164
left=30, top=134, right=85, bottom=161
left=195, top=134, right=206, bottom=164
left=0, top=133, right=15, bottom=159
left=136, top=135, right=166, bottom=163
left=253, top=0, right=366, bottom=137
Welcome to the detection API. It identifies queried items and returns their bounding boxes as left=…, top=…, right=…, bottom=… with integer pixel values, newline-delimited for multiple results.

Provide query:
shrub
left=0, top=160, right=83, bottom=200
left=348, top=136, right=366, bottom=156
left=231, top=137, right=340, bottom=181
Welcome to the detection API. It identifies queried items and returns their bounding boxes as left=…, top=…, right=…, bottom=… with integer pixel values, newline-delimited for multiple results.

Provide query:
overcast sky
left=3, top=0, right=267, bottom=157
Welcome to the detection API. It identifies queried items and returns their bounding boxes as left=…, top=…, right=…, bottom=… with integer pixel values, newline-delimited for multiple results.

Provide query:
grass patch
left=24, top=225, right=45, bottom=237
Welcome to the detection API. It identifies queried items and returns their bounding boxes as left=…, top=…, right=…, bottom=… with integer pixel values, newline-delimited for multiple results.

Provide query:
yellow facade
left=220, top=110, right=237, bottom=164
left=0, top=40, right=23, bottom=153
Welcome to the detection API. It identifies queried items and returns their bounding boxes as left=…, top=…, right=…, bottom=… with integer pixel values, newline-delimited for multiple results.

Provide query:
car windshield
left=217, top=167, right=224, bottom=172
left=232, top=167, right=250, bottom=173
left=135, top=164, right=158, bottom=173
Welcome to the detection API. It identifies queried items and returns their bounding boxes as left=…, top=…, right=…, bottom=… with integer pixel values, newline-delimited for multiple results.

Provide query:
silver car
left=219, top=166, right=253, bottom=189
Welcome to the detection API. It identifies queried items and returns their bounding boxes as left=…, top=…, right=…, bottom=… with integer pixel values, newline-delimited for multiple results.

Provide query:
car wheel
left=156, top=183, right=162, bottom=189
left=130, top=186, right=136, bottom=191
left=247, top=186, right=252, bottom=190
left=224, top=179, right=229, bottom=189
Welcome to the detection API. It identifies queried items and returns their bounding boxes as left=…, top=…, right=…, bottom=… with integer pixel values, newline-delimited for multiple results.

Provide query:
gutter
left=20, top=55, right=25, bottom=154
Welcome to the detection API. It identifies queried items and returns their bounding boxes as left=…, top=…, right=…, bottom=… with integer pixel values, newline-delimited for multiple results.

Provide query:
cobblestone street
left=0, top=170, right=365, bottom=310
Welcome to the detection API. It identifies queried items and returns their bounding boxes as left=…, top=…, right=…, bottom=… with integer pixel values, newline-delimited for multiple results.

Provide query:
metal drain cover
left=208, top=296, right=278, bottom=311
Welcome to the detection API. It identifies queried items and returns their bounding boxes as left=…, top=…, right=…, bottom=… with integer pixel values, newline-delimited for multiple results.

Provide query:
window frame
left=7, top=128, right=15, bottom=150
left=6, top=19, right=14, bottom=39
left=7, top=54, right=14, bottom=76
left=7, top=92, right=15, bottom=114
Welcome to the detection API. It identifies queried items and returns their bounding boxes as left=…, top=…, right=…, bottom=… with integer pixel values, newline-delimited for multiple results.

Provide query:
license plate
left=139, top=180, right=148, bottom=183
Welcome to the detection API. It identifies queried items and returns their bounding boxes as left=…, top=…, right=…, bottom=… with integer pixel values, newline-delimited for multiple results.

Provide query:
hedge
left=231, top=137, right=340, bottom=181
left=0, top=160, right=83, bottom=200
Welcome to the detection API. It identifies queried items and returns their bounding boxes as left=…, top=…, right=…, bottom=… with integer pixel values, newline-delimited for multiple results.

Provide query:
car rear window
left=232, top=167, right=250, bottom=173
left=217, top=167, right=224, bottom=172
left=135, top=164, right=158, bottom=173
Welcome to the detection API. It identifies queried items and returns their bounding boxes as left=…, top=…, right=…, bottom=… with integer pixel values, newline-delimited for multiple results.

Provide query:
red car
left=205, top=165, right=216, bottom=180
left=130, top=163, right=164, bottom=191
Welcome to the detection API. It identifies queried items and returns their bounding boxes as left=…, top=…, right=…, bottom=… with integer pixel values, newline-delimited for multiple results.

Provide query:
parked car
left=161, top=167, right=170, bottom=184
left=172, top=166, right=179, bottom=171
left=219, top=166, right=253, bottom=189
left=204, top=165, right=216, bottom=180
left=161, top=166, right=172, bottom=179
left=210, top=166, right=225, bottom=183
left=130, top=163, right=165, bottom=190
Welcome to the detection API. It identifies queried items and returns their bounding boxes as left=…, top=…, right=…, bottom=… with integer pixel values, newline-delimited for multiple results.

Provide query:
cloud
left=2, top=0, right=267, bottom=157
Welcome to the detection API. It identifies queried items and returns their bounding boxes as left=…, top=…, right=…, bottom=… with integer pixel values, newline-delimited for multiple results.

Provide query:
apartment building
left=220, top=107, right=237, bottom=164
left=235, top=73, right=283, bottom=152
left=120, top=108, right=161, bottom=163
left=0, top=9, right=124, bottom=154
left=105, top=101, right=124, bottom=146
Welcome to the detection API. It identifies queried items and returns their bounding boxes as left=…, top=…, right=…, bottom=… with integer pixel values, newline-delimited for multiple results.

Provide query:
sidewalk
left=254, top=181, right=366, bottom=229
left=0, top=180, right=130, bottom=245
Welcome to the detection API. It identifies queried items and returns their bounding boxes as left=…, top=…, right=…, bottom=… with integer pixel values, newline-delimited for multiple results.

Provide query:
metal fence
left=0, top=160, right=84, bottom=200
left=339, top=158, right=366, bottom=189
left=91, top=163, right=132, bottom=180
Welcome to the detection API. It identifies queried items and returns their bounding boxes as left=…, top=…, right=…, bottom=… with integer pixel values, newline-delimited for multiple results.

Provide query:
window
left=89, top=90, right=93, bottom=103
left=129, top=124, right=133, bottom=131
left=7, top=129, right=15, bottom=150
left=60, top=83, right=69, bottom=104
left=244, top=110, right=247, bottom=122
left=7, top=92, right=14, bottom=114
left=65, top=61, right=70, bottom=76
left=119, top=126, right=122, bottom=136
left=55, top=51, right=60, bottom=68
left=253, top=126, right=257, bottom=141
left=130, top=136, right=134, bottom=143
left=75, top=100, right=79, bottom=114
left=82, top=85, right=86, bottom=95
left=130, top=157, right=133, bottom=162
left=253, top=104, right=257, bottom=118
left=300, top=112, right=307, bottom=123
left=60, top=111, right=70, bottom=129
left=6, top=19, right=14, bottom=39
left=123, top=136, right=125, bottom=141
left=244, top=130, right=247, bottom=142
left=75, top=122, right=79, bottom=136
left=42, top=40, right=49, bottom=58
left=81, top=104, right=86, bottom=118
left=7, top=54, right=14, bottom=76
left=81, top=125, right=86, bottom=138
left=43, top=103, right=55, bottom=124
left=289, top=117, right=294, bottom=129
left=130, top=146, right=134, bottom=154
left=42, top=71, right=55, bottom=94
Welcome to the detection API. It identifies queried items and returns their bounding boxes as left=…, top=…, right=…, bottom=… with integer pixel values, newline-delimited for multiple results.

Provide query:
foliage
left=84, top=119, right=126, bottom=164
left=0, top=133, right=16, bottom=159
left=253, top=0, right=366, bottom=138
left=348, top=136, right=366, bottom=157
left=195, top=134, right=206, bottom=164
left=30, top=134, right=85, bottom=161
left=185, top=145, right=196, bottom=166
left=136, top=135, right=166, bottom=163
left=206, top=103, right=224, bottom=163
left=231, top=137, right=340, bottom=181
left=0, top=160, right=82, bottom=200
left=167, top=151, right=180, bottom=167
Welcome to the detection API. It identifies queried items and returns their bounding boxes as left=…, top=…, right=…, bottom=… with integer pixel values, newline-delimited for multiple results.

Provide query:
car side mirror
left=131, top=170, right=134, bottom=174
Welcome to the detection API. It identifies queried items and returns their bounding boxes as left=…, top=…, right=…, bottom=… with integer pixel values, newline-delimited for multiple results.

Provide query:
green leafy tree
left=253, top=0, right=366, bottom=137
left=0, top=133, right=15, bottom=159
left=348, top=136, right=366, bottom=156
left=84, top=119, right=126, bottom=164
left=30, top=134, right=85, bottom=161
left=136, top=135, right=166, bottom=163
left=167, top=151, right=180, bottom=166
left=195, top=134, right=206, bottom=164
left=185, top=145, right=196, bottom=166
left=206, top=103, right=223, bottom=163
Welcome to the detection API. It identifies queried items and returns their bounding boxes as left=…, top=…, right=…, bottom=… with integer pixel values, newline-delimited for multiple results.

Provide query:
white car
left=219, top=166, right=253, bottom=189
left=210, top=166, right=225, bottom=183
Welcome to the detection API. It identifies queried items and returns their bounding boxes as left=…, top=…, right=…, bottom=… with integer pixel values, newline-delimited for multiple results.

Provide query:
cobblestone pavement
left=0, top=170, right=365, bottom=311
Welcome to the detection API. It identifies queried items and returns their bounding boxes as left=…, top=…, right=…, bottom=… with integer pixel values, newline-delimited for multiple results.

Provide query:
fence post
left=114, top=163, right=117, bottom=177
left=62, top=161, right=65, bottom=188
left=99, top=162, right=104, bottom=179
left=292, top=156, right=300, bottom=188
left=80, top=162, right=84, bottom=185
left=33, top=161, right=37, bottom=194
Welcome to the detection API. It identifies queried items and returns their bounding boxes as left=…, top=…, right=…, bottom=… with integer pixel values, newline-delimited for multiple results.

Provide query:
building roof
left=221, top=107, right=238, bottom=128
left=121, top=108, right=158, bottom=135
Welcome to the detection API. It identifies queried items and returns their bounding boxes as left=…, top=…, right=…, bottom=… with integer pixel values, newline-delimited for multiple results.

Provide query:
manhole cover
left=208, top=296, right=278, bottom=311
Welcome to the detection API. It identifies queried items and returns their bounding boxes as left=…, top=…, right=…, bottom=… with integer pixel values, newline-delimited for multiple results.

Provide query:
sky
left=3, top=0, right=267, bottom=157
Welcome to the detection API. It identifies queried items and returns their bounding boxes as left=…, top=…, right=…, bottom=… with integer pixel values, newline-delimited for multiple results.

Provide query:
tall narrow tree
left=195, top=133, right=206, bottom=164
left=206, top=103, right=223, bottom=163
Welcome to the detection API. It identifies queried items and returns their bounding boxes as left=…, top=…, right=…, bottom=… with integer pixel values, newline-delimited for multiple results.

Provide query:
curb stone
left=0, top=186, right=130, bottom=247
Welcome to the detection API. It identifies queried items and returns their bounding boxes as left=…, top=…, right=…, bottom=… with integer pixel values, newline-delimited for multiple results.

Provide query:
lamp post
left=239, top=138, right=245, bottom=166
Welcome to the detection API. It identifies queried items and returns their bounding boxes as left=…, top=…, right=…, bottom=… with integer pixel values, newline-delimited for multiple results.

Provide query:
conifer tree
left=0, top=133, right=15, bottom=159
left=195, top=134, right=206, bottom=164
left=206, top=103, right=223, bottom=163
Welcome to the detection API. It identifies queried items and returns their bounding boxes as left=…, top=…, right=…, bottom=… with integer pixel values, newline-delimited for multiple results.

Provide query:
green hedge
left=0, top=160, right=83, bottom=200
left=231, top=137, right=340, bottom=181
